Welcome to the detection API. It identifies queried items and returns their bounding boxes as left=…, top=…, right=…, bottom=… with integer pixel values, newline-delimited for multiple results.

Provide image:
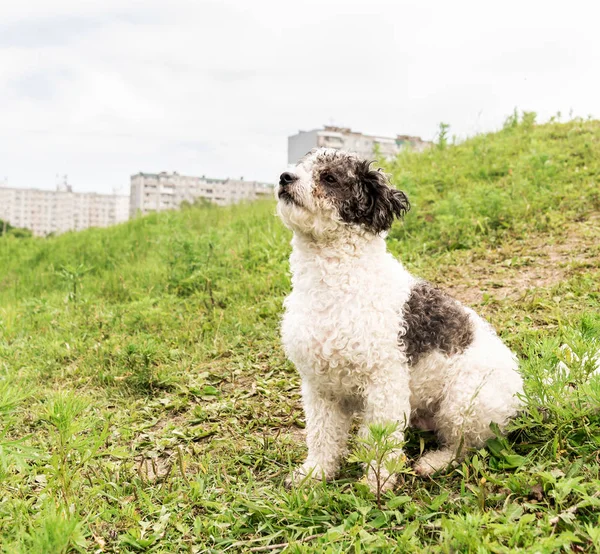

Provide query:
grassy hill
left=1, top=114, right=599, bottom=552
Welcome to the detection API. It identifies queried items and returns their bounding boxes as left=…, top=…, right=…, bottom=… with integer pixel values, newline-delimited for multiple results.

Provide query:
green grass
left=1, top=114, right=599, bottom=553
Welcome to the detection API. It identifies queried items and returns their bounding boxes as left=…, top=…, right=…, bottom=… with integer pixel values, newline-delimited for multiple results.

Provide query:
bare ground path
left=427, top=214, right=600, bottom=308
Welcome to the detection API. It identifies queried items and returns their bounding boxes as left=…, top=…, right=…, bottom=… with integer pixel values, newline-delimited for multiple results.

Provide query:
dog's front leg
left=359, top=372, right=411, bottom=493
left=285, top=380, right=352, bottom=487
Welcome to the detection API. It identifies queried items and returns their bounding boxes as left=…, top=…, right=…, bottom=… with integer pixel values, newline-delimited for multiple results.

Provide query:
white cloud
left=1, top=0, right=599, bottom=192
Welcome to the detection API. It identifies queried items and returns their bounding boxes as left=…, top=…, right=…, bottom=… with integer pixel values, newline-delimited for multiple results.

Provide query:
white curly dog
left=277, top=148, right=523, bottom=491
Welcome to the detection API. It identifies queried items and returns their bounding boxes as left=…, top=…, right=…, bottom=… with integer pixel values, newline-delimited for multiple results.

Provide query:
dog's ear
left=357, top=161, right=410, bottom=233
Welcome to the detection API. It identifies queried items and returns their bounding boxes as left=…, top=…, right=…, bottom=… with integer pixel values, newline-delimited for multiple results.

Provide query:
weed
left=349, top=423, right=412, bottom=509
left=55, top=263, right=92, bottom=305
left=437, top=122, right=450, bottom=150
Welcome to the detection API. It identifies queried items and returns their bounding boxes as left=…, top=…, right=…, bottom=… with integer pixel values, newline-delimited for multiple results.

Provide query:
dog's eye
left=322, top=173, right=336, bottom=184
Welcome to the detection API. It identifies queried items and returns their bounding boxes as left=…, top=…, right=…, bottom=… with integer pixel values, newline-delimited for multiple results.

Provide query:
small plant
left=349, top=422, right=411, bottom=508
left=40, top=393, right=108, bottom=505
left=120, top=338, right=172, bottom=393
left=437, top=122, right=450, bottom=150
left=13, top=506, right=87, bottom=554
left=56, top=263, right=92, bottom=305
left=503, top=108, right=520, bottom=130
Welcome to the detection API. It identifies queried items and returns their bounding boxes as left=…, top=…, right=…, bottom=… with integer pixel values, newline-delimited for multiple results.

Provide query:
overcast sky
left=1, top=0, right=598, bottom=194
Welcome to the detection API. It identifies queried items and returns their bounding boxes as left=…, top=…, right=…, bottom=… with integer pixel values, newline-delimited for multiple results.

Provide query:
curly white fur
left=277, top=149, right=523, bottom=489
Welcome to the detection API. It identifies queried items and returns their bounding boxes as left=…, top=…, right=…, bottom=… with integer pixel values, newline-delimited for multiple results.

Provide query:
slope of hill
left=1, top=115, right=599, bottom=552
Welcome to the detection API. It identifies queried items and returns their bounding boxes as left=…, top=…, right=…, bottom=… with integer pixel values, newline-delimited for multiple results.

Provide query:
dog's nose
left=279, top=172, right=298, bottom=186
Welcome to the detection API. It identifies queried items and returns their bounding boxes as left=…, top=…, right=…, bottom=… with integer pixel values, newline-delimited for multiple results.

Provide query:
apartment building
left=0, top=182, right=129, bottom=237
left=288, top=126, right=432, bottom=164
left=129, top=172, right=274, bottom=217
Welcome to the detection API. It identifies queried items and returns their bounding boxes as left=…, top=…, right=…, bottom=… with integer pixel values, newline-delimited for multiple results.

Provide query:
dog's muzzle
left=278, top=172, right=299, bottom=203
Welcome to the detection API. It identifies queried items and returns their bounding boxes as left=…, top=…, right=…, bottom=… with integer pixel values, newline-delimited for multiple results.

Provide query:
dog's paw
left=284, top=463, right=328, bottom=488
left=414, top=448, right=456, bottom=477
left=413, top=459, right=437, bottom=477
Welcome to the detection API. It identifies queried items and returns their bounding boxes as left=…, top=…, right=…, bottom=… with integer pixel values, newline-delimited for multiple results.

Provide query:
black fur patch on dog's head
left=312, top=152, right=410, bottom=234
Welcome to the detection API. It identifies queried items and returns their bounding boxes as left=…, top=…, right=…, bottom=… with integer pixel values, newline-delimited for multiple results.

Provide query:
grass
left=0, top=113, right=599, bottom=552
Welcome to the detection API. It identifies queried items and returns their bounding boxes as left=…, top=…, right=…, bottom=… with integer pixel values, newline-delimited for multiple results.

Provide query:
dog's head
left=276, top=148, right=410, bottom=239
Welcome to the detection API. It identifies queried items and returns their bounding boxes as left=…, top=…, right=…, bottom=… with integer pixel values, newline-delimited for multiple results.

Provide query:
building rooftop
left=0, top=184, right=128, bottom=197
left=294, top=126, right=430, bottom=144
left=131, top=172, right=273, bottom=187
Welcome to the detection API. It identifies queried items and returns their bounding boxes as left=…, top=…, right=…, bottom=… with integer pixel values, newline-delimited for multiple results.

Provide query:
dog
left=276, top=148, right=523, bottom=491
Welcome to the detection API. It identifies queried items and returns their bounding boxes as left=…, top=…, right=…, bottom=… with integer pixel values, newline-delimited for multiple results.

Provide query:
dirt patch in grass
left=440, top=214, right=600, bottom=306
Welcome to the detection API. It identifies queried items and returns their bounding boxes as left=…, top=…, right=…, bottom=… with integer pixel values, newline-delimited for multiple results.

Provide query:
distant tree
left=0, top=218, right=13, bottom=236
left=8, top=227, right=33, bottom=238
left=0, top=218, right=33, bottom=238
left=193, top=197, right=214, bottom=209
